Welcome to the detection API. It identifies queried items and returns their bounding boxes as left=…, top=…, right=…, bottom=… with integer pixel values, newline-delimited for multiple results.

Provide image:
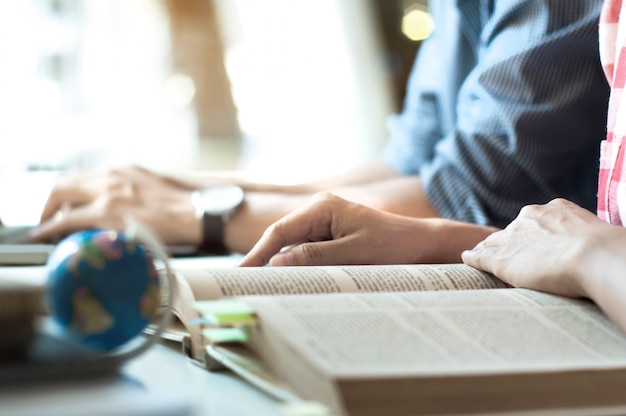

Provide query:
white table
left=123, top=340, right=284, bottom=416
left=0, top=341, right=284, bottom=416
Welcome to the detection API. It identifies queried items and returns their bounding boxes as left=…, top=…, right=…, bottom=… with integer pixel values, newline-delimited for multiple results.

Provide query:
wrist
left=191, top=185, right=244, bottom=254
left=576, top=253, right=625, bottom=302
left=568, top=233, right=616, bottom=300
left=425, top=219, right=498, bottom=263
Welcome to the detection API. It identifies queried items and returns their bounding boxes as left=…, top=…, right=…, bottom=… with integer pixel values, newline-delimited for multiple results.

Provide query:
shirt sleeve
left=382, top=0, right=609, bottom=227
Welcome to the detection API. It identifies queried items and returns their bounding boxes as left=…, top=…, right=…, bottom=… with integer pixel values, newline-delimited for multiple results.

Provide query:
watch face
left=192, top=185, right=244, bottom=216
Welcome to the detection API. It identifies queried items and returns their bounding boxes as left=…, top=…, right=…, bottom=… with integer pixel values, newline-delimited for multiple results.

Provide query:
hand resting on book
left=240, top=192, right=497, bottom=267
left=462, top=198, right=626, bottom=334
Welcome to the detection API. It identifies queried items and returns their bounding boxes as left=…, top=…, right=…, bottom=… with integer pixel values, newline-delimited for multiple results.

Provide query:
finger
left=461, top=243, right=497, bottom=271
left=112, top=164, right=153, bottom=184
left=239, top=219, right=314, bottom=267
left=114, top=164, right=183, bottom=190
left=240, top=204, right=334, bottom=267
left=39, top=186, right=92, bottom=223
left=461, top=249, right=482, bottom=268
left=39, top=166, right=142, bottom=224
left=39, top=169, right=105, bottom=223
left=270, top=236, right=377, bottom=266
left=30, top=216, right=84, bottom=243
left=31, top=206, right=122, bottom=243
left=268, top=241, right=327, bottom=266
left=471, top=227, right=508, bottom=249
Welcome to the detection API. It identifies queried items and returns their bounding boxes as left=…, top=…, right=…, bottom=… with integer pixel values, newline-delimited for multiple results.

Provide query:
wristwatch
left=191, top=184, right=245, bottom=254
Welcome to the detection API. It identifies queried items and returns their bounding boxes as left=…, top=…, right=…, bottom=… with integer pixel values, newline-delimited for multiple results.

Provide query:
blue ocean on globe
left=46, top=229, right=161, bottom=351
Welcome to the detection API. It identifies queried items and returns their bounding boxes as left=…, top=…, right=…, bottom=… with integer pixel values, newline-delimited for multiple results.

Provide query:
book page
left=169, top=264, right=506, bottom=361
left=178, top=264, right=508, bottom=301
left=243, top=289, right=626, bottom=377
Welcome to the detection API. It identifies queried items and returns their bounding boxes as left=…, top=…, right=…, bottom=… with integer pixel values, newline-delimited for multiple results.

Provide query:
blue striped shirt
left=382, top=0, right=609, bottom=227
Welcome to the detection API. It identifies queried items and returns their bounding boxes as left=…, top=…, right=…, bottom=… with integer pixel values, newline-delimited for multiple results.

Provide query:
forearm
left=225, top=175, right=442, bottom=254
left=241, top=161, right=401, bottom=193
left=408, top=218, right=498, bottom=264
left=330, top=175, right=440, bottom=218
left=225, top=191, right=312, bottom=254
left=575, top=236, right=626, bottom=334
left=163, top=160, right=401, bottom=194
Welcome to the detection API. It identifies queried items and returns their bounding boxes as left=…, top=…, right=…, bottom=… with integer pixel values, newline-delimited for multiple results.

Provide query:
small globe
left=46, top=229, right=161, bottom=351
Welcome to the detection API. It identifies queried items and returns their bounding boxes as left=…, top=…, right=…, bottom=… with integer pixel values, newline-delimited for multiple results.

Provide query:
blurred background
left=0, top=0, right=432, bottom=222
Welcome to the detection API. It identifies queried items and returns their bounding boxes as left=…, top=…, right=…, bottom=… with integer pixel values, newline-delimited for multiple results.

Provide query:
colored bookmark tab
left=202, top=327, right=248, bottom=343
left=186, top=316, right=218, bottom=326
left=195, top=299, right=258, bottom=326
left=280, top=401, right=335, bottom=416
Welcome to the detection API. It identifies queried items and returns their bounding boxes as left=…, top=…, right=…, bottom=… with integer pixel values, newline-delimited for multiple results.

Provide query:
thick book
left=195, top=288, right=626, bottom=416
left=164, top=264, right=509, bottom=361
left=0, top=276, right=41, bottom=359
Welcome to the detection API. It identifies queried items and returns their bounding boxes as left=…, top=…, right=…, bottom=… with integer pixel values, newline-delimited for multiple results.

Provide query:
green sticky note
left=202, top=327, right=248, bottom=343
left=195, top=299, right=257, bottom=326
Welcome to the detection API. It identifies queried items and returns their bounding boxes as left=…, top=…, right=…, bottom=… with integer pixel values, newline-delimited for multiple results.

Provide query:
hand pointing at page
left=240, top=193, right=496, bottom=267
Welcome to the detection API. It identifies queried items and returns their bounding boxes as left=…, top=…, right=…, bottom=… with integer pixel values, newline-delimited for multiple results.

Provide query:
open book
left=165, top=264, right=509, bottom=361
left=195, top=288, right=626, bottom=416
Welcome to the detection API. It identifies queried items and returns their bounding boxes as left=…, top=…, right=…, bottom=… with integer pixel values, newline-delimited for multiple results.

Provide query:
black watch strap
left=200, top=213, right=229, bottom=254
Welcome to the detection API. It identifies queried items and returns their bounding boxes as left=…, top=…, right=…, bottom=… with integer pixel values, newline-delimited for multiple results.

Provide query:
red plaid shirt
left=599, top=0, right=626, bottom=224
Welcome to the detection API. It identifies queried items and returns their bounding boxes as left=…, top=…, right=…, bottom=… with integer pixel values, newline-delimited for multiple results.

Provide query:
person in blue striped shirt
left=34, top=1, right=609, bottom=261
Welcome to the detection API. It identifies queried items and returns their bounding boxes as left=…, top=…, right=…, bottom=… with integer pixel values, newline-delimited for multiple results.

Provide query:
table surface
left=125, top=340, right=285, bottom=416
left=0, top=255, right=286, bottom=416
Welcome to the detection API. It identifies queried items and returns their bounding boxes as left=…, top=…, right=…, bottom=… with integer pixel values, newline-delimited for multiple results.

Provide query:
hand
left=240, top=192, right=490, bottom=267
left=30, top=165, right=201, bottom=245
left=462, top=198, right=621, bottom=298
